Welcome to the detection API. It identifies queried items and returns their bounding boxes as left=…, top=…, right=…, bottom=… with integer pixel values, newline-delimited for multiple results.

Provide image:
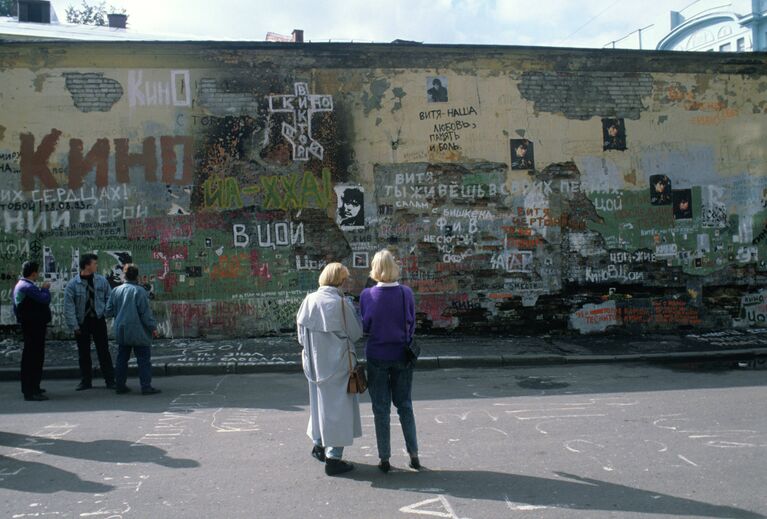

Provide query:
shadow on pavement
left=0, top=432, right=199, bottom=468
left=0, top=455, right=115, bottom=494
left=0, top=375, right=307, bottom=415
left=344, top=464, right=765, bottom=519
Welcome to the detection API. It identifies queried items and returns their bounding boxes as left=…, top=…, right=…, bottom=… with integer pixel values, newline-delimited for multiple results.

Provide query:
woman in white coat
left=297, top=262, right=363, bottom=476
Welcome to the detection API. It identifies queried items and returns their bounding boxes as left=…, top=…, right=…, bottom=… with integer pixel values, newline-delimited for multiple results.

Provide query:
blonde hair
left=318, top=262, right=349, bottom=287
left=370, top=249, right=400, bottom=283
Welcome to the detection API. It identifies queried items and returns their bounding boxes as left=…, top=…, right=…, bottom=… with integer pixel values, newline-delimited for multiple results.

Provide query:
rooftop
left=0, top=15, right=227, bottom=41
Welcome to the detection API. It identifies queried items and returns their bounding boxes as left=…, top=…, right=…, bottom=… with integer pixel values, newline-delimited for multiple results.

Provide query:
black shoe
left=76, top=382, right=92, bottom=391
left=325, top=458, right=354, bottom=476
left=115, top=386, right=131, bottom=395
left=409, top=456, right=421, bottom=470
left=378, top=460, right=391, bottom=473
left=36, top=388, right=46, bottom=394
left=141, top=387, right=161, bottom=395
left=105, top=382, right=117, bottom=390
left=24, top=394, right=49, bottom=401
left=311, top=445, right=326, bottom=462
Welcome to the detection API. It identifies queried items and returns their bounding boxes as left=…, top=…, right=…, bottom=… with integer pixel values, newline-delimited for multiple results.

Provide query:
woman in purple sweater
left=360, top=249, right=419, bottom=473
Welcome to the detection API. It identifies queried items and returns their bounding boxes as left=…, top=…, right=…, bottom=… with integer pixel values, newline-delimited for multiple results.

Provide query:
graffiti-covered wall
left=1, top=42, right=766, bottom=337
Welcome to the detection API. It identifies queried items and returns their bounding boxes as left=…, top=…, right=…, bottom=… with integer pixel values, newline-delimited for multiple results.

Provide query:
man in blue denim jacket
left=105, top=264, right=160, bottom=395
left=64, top=253, right=115, bottom=391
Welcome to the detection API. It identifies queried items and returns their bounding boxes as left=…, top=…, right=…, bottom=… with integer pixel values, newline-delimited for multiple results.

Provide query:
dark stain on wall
left=362, top=77, right=391, bottom=115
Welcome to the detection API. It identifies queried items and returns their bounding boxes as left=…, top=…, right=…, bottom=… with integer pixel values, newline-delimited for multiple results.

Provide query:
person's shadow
left=345, top=464, right=765, bottom=519
left=0, top=455, right=115, bottom=494
left=0, top=432, right=199, bottom=469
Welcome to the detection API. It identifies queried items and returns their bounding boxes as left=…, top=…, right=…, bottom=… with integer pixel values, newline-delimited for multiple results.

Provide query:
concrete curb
left=235, top=362, right=303, bottom=374
left=1, top=348, right=766, bottom=381
left=437, top=355, right=503, bottom=369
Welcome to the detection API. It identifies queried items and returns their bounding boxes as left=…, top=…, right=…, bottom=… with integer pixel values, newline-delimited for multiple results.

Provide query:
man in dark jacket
left=12, top=261, right=52, bottom=401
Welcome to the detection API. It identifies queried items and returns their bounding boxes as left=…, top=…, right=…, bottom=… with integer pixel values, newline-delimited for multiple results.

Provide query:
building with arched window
left=606, top=0, right=767, bottom=52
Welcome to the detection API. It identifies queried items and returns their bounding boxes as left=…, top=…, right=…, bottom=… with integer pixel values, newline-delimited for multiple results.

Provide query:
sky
left=48, top=0, right=704, bottom=48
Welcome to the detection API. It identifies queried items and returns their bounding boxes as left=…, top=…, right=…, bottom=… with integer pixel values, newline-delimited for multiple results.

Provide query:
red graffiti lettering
left=20, top=129, right=62, bottom=191
left=115, top=137, right=157, bottom=183
left=68, top=138, right=110, bottom=188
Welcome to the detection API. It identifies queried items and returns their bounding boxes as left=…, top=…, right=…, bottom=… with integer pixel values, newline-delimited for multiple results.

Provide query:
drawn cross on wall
left=268, top=82, right=333, bottom=161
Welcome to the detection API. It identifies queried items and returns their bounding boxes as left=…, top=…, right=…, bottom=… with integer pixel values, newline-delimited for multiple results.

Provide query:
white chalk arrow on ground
left=399, top=495, right=468, bottom=518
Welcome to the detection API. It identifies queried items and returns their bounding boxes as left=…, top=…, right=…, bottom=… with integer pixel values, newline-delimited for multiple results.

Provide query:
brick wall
left=0, top=42, right=765, bottom=338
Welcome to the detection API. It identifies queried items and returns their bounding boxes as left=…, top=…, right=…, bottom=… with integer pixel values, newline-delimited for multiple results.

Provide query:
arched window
left=717, top=25, right=733, bottom=39
left=692, top=30, right=715, bottom=48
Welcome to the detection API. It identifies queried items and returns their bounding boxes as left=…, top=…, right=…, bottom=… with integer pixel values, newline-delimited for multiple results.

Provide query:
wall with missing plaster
left=0, top=42, right=766, bottom=338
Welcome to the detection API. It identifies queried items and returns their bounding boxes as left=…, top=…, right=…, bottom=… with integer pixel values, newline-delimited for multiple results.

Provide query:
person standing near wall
left=105, top=264, right=160, bottom=395
left=297, top=262, right=363, bottom=476
left=12, top=261, right=52, bottom=401
left=64, top=253, right=116, bottom=391
left=360, top=249, right=420, bottom=473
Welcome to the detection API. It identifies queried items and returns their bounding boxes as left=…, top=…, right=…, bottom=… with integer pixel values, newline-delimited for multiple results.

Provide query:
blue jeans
left=115, top=344, right=152, bottom=390
left=366, top=358, right=418, bottom=461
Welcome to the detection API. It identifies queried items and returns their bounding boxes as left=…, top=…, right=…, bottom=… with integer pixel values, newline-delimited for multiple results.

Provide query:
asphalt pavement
left=1, top=363, right=765, bottom=518
left=2, top=327, right=767, bottom=381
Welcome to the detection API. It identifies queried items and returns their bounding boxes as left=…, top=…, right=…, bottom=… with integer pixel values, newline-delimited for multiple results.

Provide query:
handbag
left=342, top=297, right=367, bottom=394
left=400, top=287, right=420, bottom=363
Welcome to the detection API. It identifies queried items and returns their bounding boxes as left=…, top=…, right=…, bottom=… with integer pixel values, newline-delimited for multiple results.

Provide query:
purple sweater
left=360, top=284, right=416, bottom=361
left=12, top=278, right=51, bottom=324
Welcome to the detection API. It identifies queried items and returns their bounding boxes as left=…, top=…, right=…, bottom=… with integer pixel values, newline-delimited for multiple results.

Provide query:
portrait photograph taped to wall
left=105, top=250, right=133, bottom=288
left=510, top=139, right=535, bottom=170
left=650, top=174, right=672, bottom=205
left=602, top=118, right=627, bottom=151
left=426, top=76, right=448, bottom=103
left=42, top=246, right=57, bottom=281
left=673, top=189, right=693, bottom=220
left=335, top=185, right=365, bottom=230
left=352, top=252, right=369, bottom=269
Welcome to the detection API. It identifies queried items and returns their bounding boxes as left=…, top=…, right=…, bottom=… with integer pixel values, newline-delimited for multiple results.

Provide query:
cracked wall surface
left=0, top=42, right=765, bottom=338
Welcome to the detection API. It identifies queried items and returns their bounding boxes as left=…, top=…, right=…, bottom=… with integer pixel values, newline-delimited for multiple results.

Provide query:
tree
left=0, top=0, right=15, bottom=17
left=65, top=1, right=126, bottom=26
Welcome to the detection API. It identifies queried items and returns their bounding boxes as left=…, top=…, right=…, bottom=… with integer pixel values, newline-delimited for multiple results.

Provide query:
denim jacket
left=64, top=274, right=111, bottom=330
left=105, top=281, right=157, bottom=347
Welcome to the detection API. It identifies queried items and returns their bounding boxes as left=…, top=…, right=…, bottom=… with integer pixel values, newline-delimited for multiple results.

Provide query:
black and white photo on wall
left=335, top=185, right=365, bottom=230
left=602, top=118, right=627, bottom=151
left=353, top=252, right=369, bottom=269
left=673, top=189, right=693, bottom=220
left=650, top=175, right=672, bottom=205
left=510, top=139, right=535, bottom=170
left=426, top=76, right=448, bottom=103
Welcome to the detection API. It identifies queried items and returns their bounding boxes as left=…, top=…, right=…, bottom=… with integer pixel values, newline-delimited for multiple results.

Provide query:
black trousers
left=20, top=325, right=46, bottom=397
left=77, top=316, right=114, bottom=384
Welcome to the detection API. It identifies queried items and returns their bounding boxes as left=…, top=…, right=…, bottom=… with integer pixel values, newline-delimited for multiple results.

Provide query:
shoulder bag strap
left=340, top=295, right=354, bottom=373
left=303, top=333, right=320, bottom=384
left=400, top=286, right=409, bottom=344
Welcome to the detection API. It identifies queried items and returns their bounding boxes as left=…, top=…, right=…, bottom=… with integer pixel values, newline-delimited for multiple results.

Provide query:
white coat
left=297, top=286, right=363, bottom=448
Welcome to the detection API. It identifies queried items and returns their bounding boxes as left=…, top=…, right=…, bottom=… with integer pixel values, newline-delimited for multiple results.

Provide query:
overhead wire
left=557, top=0, right=622, bottom=44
